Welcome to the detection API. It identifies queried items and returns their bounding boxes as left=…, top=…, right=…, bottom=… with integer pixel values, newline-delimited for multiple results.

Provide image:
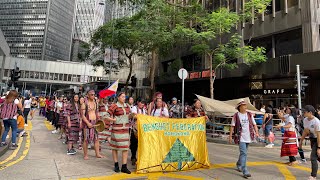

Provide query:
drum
left=94, top=120, right=105, bottom=132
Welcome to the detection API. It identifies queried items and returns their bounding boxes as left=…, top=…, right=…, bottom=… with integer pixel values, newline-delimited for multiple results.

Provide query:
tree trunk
left=149, top=49, right=158, bottom=98
left=209, top=53, right=214, bottom=99
left=124, top=56, right=133, bottom=94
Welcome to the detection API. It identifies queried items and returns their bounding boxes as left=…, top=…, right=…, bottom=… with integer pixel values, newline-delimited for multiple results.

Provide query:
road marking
left=275, top=164, right=296, bottom=180
left=44, top=120, right=55, bottom=131
left=0, top=121, right=32, bottom=171
left=0, top=136, right=23, bottom=165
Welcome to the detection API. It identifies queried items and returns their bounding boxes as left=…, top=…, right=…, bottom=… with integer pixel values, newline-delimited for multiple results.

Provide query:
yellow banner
left=136, top=114, right=210, bottom=173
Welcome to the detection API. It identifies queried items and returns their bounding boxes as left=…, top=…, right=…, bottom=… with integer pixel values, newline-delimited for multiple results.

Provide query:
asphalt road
left=0, top=113, right=316, bottom=180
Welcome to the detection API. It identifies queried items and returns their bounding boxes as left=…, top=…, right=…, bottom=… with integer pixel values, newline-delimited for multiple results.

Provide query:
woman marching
left=299, top=105, right=320, bottom=180
left=147, top=92, right=167, bottom=116
left=277, top=106, right=298, bottom=166
left=65, top=94, right=81, bottom=155
left=105, top=92, right=131, bottom=174
left=186, top=99, right=207, bottom=118
left=30, top=97, right=38, bottom=120
left=57, top=97, right=68, bottom=140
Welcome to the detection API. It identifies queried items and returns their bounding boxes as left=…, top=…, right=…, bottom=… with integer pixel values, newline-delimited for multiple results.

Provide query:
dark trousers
left=54, top=113, right=61, bottom=130
left=48, top=111, right=54, bottom=122
left=39, top=107, right=46, bottom=116
left=310, top=138, right=320, bottom=177
left=23, top=108, right=30, bottom=124
left=130, top=130, right=138, bottom=160
left=289, top=156, right=296, bottom=162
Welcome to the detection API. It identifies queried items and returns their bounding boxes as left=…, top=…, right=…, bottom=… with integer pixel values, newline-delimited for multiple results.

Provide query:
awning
left=196, top=95, right=263, bottom=117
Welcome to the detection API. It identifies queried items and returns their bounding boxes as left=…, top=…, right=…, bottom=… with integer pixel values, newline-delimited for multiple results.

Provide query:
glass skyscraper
left=0, top=0, right=76, bottom=61
left=74, top=0, right=105, bottom=43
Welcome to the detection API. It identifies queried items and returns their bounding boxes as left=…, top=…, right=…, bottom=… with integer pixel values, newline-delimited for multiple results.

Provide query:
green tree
left=174, top=1, right=271, bottom=99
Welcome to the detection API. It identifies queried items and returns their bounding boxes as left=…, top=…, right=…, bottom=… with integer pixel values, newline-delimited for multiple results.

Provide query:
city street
left=0, top=113, right=316, bottom=180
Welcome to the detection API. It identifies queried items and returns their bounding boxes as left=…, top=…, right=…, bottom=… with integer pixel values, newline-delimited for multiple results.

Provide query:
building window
left=275, top=28, right=302, bottom=57
left=182, top=54, right=202, bottom=72
left=247, top=36, right=272, bottom=58
left=40, top=72, right=45, bottom=79
left=162, top=60, right=174, bottom=73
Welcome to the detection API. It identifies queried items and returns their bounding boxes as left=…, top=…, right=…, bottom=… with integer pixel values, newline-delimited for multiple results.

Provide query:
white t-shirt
left=14, top=99, right=20, bottom=105
left=303, top=117, right=320, bottom=138
left=284, top=115, right=295, bottom=131
left=23, top=99, right=31, bottom=108
left=231, top=112, right=256, bottom=143
left=131, top=106, right=146, bottom=115
left=151, top=107, right=169, bottom=117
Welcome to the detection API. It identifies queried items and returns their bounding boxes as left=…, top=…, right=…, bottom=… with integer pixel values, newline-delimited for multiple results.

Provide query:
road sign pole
left=182, top=73, right=185, bottom=118
left=296, top=65, right=302, bottom=114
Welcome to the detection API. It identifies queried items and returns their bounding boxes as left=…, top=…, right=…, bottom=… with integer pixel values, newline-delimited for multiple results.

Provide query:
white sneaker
left=265, top=144, right=273, bottom=148
left=299, top=159, right=307, bottom=164
left=24, top=124, right=28, bottom=127
left=19, top=131, right=25, bottom=137
left=51, top=130, right=57, bottom=134
left=308, top=176, right=316, bottom=180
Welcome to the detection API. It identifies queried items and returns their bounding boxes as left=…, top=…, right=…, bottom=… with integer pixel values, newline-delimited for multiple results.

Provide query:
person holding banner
left=130, top=98, right=146, bottom=165
left=105, top=92, right=132, bottom=174
left=186, top=99, right=207, bottom=118
left=229, top=100, right=259, bottom=179
left=150, top=98, right=169, bottom=118
left=147, top=92, right=168, bottom=116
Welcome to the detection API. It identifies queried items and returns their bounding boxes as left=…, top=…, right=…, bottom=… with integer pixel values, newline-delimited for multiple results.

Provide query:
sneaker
left=243, top=174, right=252, bottom=179
left=51, top=130, right=57, bottom=134
left=121, top=165, right=131, bottom=174
left=67, top=149, right=76, bottom=155
left=11, top=144, right=18, bottom=149
left=19, top=131, right=25, bottom=137
left=265, top=144, right=273, bottom=148
left=308, top=176, right=316, bottom=180
left=299, top=159, right=307, bottom=164
left=0, top=142, right=7, bottom=147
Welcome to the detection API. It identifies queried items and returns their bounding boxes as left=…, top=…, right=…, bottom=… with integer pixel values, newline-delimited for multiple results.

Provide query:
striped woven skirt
left=66, top=118, right=80, bottom=143
left=98, top=120, right=112, bottom=142
left=57, top=113, right=66, bottom=128
left=109, top=123, right=130, bottom=151
left=281, top=131, right=298, bottom=157
left=82, top=119, right=98, bottom=144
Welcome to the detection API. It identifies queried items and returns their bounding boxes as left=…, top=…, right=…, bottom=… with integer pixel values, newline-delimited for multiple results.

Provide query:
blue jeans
left=1, top=119, right=18, bottom=144
left=237, top=142, right=250, bottom=175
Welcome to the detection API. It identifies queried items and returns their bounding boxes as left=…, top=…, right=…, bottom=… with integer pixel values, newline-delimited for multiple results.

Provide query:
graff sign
left=263, top=89, right=285, bottom=95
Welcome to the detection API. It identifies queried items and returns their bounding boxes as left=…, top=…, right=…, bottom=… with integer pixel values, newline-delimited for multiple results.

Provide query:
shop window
left=275, top=28, right=302, bottom=57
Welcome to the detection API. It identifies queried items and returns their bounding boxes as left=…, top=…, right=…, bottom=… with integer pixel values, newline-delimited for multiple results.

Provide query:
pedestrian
left=299, top=105, right=320, bottom=180
left=65, top=94, right=81, bottom=155
left=98, top=97, right=111, bottom=144
left=80, top=90, right=104, bottom=160
left=229, top=100, right=260, bottom=179
left=0, top=90, right=23, bottom=149
left=47, top=96, right=55, bottom=124
left=147, top=92, right=167, bottom=115
left=128, top=97, right=134, bottom=110
left=150, top=98, right=169, bottom=118
left=105, top=92, right=131, bottom=174
left=58, top=97, right=68, bottom=140
left=130, top=98, right=146, bottom=165
left=52, top=96, right=62, bottom=134
left=23, top=96, right=31, bottom=126
left=39, top=96, right=46, bottom=117
left=169, top=97, right=181, bottom=118
left=263, top=107, right=274, bottom=148
left=30, top=97, right=38, bottom=120
left=186, top=99, right=207, bottom=119
left=276, top=107, right=298, bottom=166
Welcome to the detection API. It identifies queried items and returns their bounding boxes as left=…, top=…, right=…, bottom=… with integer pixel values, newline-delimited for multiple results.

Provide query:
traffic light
left=130, top=76, right=137, bottom=88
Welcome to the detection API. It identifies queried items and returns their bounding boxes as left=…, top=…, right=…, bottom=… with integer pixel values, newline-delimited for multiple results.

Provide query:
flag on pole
left=99, top=79, right=119, bottom=98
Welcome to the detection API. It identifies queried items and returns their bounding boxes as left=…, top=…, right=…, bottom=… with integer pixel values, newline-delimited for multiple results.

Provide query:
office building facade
left=0, top=0, right=76, bottom=61
left=157, top=0, right=320, bottom=106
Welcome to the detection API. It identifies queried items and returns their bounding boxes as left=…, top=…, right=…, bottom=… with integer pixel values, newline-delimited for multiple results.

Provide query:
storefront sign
left=201, top=70, right=215, bottom=78
left=263, top=89, right=285, bottom=95
left=188, top=70, right=215, bottom=79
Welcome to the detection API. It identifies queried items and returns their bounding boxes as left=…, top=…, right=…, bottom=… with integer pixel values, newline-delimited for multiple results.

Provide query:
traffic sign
left=178, top=68, right=188, bottom=80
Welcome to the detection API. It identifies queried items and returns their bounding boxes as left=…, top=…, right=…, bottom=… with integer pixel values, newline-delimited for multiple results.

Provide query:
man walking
left=169, top=97, right=181, bottom=118
left=229, top=100, right=259, bottom=178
